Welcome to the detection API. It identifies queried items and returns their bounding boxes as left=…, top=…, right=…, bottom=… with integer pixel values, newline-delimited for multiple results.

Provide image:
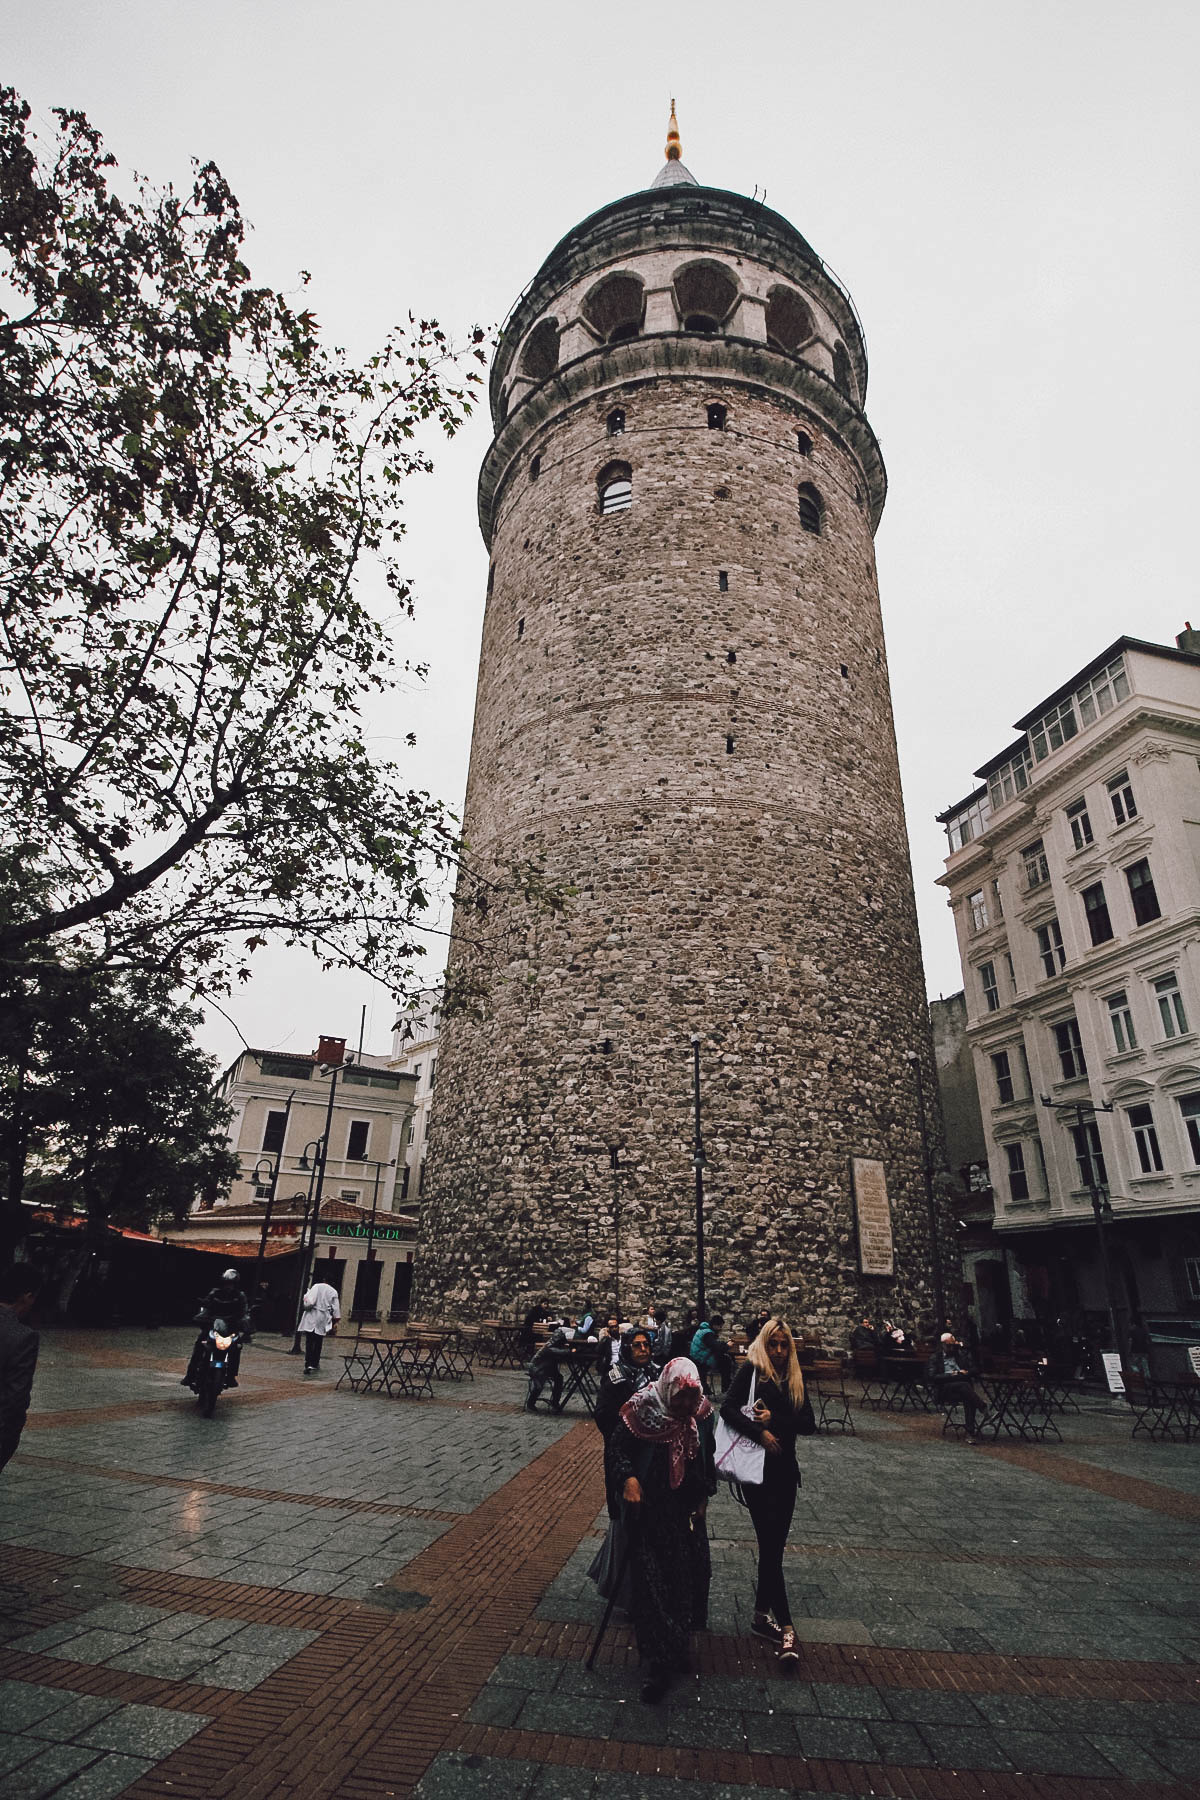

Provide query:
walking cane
left=585, top=1509, right=639, bottom=1671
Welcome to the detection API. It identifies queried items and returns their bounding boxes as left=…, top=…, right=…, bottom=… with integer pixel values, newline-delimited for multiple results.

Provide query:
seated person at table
left=517, top=1303, right=549, bottom=1357
left=881, top=1319, right=908, bottom=1351
left=668, top=1309, right=696, bottom=1362
left=599, top=1314, right=624, bottom=1368
left=850, top=1316, right=879, bottom=1355
left=525, top=1319, right=575, bottom=1412
left=927, top=1331, right=988, bottom=1440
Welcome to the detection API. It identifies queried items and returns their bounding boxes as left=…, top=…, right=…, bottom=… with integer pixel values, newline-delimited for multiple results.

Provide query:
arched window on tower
left=519, top=318, right=560, bottom=383
left=707, top=403, right=727, bottom=430
left=607, top=408, right=625, bottom=436
left=598, top=460, right=633, bottom=516
left=765, top=285, right=816, bottom=354
left=796, top=430, right=813, bottom=456
left=672, top=261, right=739, bottom=334
left=797, top=483, right=823, bottom=535
left=581, top=274, right=645, bottom=345
left=832, top=342, right=853, bottom=400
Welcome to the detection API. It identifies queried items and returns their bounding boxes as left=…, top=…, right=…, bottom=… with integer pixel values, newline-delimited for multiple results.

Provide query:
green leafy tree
left=2, top=958, right=239, bottom=1270
left=0, top=89, right=486, bottom=998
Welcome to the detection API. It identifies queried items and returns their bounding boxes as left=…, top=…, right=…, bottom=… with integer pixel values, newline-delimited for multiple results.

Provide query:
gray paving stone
left=72, top=1603, right=174, bottom=1635
left=468, top=1685, right=526, bottom=1729
left=76, top=1703, right=204, bottom=1757
left=1156, top=1738, right=1200, bottom=1780
left=992, top=1728, right=1117, bottom=1777
left=196, top=1650, right=286, bottom=1691
left=885, top=1687, right=986, bottom=1726
left=43, top=1629, right=142, bottom=1664
left=51, top=1754, right=156, bottom=1800
left=219, top=1624, right=317, bottom=1659
left=740, top=1709, right=801, bottom=1755
left=23, top=1694, right=122, bottom=1741
left=811, top=1681, right=891, bottom=1720
left=516, top=1692, right=616, bottom=1738
left=106, top=1642, right=213, bottom=1682
left=867, top=1718, right=936, bottom=1765
left=0, top=1681, right=67, bottom=1729
left=792, top=1714, right=877, bottom=1761
left=917, top=1723, right=1015, bottom=1770
left=0, top=1733, right=44, bottom=1776
left=414, top=1751, right=538, bottom=1799
left=0, top=1740, right=98, bottom=1798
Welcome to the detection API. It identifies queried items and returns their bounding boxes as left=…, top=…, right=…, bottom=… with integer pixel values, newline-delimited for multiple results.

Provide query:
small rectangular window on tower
left=725, top=734, right=734, bottom=754
left=718, top=570, right=728, bottom=591
left=517, top=618, right=524, bottom=638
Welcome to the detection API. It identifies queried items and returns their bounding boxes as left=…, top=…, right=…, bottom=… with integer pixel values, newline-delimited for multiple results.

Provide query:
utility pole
left=690, top=1036, right=707, bottom=1322
left=251, top=1090, right=295, bottom=1302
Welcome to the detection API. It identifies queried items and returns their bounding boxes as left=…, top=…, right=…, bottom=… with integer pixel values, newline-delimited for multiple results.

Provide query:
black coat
left=0, top=1306, right=39, bottom=1471
left=720, top=1361, right=815, bottom=1470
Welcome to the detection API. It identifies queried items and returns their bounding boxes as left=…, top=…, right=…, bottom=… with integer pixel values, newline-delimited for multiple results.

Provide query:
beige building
left=390, top=993, right=440, bottom=1209
left=937, top=632, right=1200, bottom=1368
left=165, top=1042, right=418, bottom=1320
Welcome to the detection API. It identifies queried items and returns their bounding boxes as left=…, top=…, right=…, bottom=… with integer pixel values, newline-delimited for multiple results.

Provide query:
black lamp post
left=289, top=1053, right=352, bottom=1342
left=250, top=1090, right=295, bottom=1301
left=905, top=1049, right=946, bottom=1330
left=1039, top=1094, right=1126, bottom=1369
left=351, top=1156, right=396, bottom=1333
left=608, top=1146, right=626, bottom=1318
left=690, top=1035, right=707, bottom=1323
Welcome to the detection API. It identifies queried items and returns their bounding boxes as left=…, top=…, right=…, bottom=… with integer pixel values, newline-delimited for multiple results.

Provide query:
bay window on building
left=1107, top=770, right=1137, bottom=825
left=1125, top=858, right=1161, bottom=926
left=1127, top=1103, right=1164, bottom=1175
left=1154, top=973, right=1189, bottom=1039
left=1004, top=1142, right=1029, bottom=1201
left=992, top=1050, right=1015, bottom=1105
left=1036, top=918, right=1066, bottom=979
left=979, top=961, right=999, bottom=1012
left=1054, top=1017, right=1087, bottom=1081
left=1066, top=797, right=1093, bottom=851
left=1178, top=1092, right=1200, bottom=1165
left=1070, top=1119, right=1107, bottom=1189
left=1105, top=990, right=1137, bottom=1054
left=1082, top=881, right=1114, bottom=946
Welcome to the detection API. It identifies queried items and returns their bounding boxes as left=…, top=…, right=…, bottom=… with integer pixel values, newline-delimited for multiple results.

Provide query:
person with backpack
left=690, top=1313, right=733, bottom=1394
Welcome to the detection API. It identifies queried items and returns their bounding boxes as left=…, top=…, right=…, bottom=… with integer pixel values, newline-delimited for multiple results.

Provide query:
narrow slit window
left=516, top=618, right=524, bottom=638
left=529, top=455, right=541, bottom=481
left=718, top=570, right=728, bottom=591
left=725, top=734, right=734, bottom=754
left=797, top=483, right=823, bottom=535
left=726, top=650, right=736, bottom=664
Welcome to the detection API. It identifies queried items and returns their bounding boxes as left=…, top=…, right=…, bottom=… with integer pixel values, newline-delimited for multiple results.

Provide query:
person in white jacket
left=299, top=1275, right=341, bottom=1374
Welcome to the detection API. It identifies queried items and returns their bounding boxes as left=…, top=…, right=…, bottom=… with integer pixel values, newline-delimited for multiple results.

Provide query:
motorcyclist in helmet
left=181, top=1268, right=251, bottom=1390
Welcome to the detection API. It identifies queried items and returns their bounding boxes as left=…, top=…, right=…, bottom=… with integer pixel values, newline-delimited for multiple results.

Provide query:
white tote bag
left=713, top=1369, right=766, bottom=1486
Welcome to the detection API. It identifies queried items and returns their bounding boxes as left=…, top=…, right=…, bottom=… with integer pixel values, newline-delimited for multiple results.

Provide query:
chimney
left=316, top=1035, right=347, bottom=1067
left=1176, top=622, right=1200, bottom=656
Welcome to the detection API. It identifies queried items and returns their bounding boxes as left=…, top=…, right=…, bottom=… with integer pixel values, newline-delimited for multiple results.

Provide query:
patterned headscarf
left=619, top=1356, right=713, bottom=1488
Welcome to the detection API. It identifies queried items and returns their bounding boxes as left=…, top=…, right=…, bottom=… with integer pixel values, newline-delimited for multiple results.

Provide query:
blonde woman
left=719, top=1316, right=815, bottom=1665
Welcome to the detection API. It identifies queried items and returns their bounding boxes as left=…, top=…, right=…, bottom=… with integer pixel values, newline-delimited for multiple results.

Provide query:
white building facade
left=937, top=633, right=1200, bottom=1368
left=164, top=1041, right=418, bottom=1321
left=391, top=993, right=440, bottom=1210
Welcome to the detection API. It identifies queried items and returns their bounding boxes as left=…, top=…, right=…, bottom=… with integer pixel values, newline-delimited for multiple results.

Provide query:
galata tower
left=418, top=109, right=951, bottom=1335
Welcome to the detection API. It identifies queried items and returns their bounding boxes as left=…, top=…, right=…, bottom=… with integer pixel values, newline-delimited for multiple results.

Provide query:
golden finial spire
left=665, top=98, right=682, bottom=162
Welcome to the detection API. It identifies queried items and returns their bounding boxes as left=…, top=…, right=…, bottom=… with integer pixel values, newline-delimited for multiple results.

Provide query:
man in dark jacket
left=0, top=1266, right=39, bottom=1475
left=182, top=1268, right=251, bottom=1390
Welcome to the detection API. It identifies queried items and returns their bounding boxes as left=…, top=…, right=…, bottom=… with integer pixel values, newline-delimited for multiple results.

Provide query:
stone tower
left=418, top=112, right=951, bottom=1334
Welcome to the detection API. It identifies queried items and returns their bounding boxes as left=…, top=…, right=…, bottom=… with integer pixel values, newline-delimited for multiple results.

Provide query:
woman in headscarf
left=588, top=1326, right=660, bottom=1610
left=720, top=1316, right=815, bottom=1667
left=604, top=1357, right=715, bottom=1703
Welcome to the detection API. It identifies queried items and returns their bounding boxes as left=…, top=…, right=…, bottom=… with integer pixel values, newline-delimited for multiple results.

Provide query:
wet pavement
left=0, top=1329, right=1196, bottom=1798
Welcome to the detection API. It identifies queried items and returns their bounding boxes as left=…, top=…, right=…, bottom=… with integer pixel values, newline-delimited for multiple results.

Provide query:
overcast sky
left=8, top=0, right=1199, bottom=1066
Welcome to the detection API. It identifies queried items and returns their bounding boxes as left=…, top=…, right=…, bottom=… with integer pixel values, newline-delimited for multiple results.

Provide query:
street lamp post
left=905, top=1049, right=946, bottom=1330
left=1039, top=1095, right=1126, bottom=1369
left=608, top=1146, right=625, bottom=1318
left=250, top=1090, right=295, bottom=1302
left=690, top=1036, right=707, bottom=1323
left=352, top=1156, right=396, bottom=1334
left=290, top=1054, right=351, bottom=1344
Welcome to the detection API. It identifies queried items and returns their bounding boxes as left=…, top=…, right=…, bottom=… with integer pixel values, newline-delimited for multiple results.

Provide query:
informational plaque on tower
left=851, top=1157, right=894, bottom=1277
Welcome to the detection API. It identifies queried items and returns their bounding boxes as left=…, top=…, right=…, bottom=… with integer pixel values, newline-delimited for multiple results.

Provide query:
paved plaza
left=0, top=1332, right=1196, bottom=1798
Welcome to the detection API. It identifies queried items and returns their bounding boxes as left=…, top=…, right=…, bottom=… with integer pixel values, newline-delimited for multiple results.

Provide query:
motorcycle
left=194, top=1319, right=241, bottom=1418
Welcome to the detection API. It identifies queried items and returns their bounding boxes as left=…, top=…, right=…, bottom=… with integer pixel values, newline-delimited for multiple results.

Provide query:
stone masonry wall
left=417, top=347, right=954, bottom=1340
